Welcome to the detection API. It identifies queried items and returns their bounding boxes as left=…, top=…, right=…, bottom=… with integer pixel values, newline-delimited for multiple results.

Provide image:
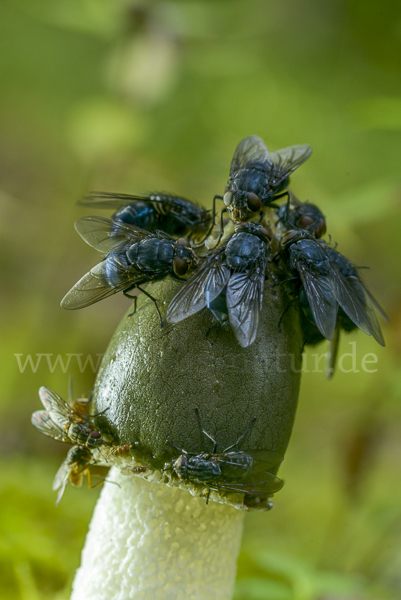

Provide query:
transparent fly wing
left=52, top=459, right=70, bottom=505
left=61, top=259, right=140, bottom=310
left=331, top=270, right=385, bottom=345
left=38, top=386, right=76, bottom=425
left=226, top=270, right=265, bottom=348
left=217, top=450, right=283, bottom=480
left=298, top=266, right=338, bottom=341
left=79, top=192, right=153, bottom=209
left=80, top=191, right=200, bottom=211
left=229, top=135, right=270, bottom=176
left=266, top=145, right=312, bottom=178
left=242, top=449, right=284, bottom=471
left=211, top=472, right=284, bottom=497
left=31, top=410, right=70, bottom=443
left=166, top=247, right=230, bottom=324
left=75, top=216, right=150, bottom=254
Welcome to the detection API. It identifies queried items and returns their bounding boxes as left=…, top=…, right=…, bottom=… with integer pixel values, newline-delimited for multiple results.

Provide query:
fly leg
left=223, top=417, right=256, bottom=452
left=277, top=298, right=296, bottom=332
left=195, top=408, right=218, bottom=453
left=136, top=285, right=164, bottom=328
left=125, top=285, right=163, bottom=327
left=123, top=289, right=138, bottom=317
left=193, top=195, right=224, bottom=248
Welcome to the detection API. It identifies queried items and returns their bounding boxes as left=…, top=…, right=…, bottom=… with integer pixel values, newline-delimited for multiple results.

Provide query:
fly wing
left=331, top=270, right=385, bottom=346
left=218, top=450, right=283, bottom=480
left=229, top=136, right=270, bottom=176
left=38, top=386, right=76, bottom=425
left=298, top=265, right=338, bottom=341
left=61, top=259, right=141, bottom=310
left=75, top=216, right=150, bottom=254
left=266, top=145, right=312, bottom=179
left=226, top=268, right=266, bottom=348
left=79, top=192, right=153, bottom=209
left=244, top=449, right=284, bottom=471
left=79, top=191, right=201, bottom=211
left=166, top=246, right=230, bottom=323
left=210, top=472, right=284, bottom=497
left=31, top=410, right=70, bottom=443
left=52, top=460, right=70, bottom=505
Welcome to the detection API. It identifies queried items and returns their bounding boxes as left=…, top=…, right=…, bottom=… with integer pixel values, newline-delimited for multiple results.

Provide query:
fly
left=281, top=230, right=386, bottom=350
left=78, top=191, right=212, bottom=242
left=208, top=135, right=311, bottom=237
left=167, top=409, right=283, bottom=503
left=276, top=194, right=326, bottom=238
left=31, top=386, right=109, bottom=448
left=167, top=222, right=271, bottom=347
left=61, top=216, right=200, bottom=326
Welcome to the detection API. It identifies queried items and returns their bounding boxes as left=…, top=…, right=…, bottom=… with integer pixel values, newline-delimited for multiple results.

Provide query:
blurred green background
left=1, top=1, right=401, bottom=598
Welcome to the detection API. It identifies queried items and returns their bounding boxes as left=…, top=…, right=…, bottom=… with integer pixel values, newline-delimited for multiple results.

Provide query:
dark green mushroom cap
left=92, top=273, right=302, bottom=505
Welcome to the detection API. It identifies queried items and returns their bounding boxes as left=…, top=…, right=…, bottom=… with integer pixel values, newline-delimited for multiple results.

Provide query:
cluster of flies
left=33, top=135, right=387, bottom=505
left=31, top=385, right=281, bottom=507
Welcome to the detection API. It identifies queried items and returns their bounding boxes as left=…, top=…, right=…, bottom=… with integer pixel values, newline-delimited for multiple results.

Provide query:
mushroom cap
left=92, top=273, right=302, bottom=504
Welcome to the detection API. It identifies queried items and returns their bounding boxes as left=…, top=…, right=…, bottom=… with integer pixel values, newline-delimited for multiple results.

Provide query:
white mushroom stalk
left=71, top=469, right=245, bottom=600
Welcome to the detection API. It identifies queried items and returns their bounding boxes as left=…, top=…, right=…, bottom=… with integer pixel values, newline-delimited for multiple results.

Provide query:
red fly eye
left=259, top=227, right=272, bottom=240
left=298, top=215, right=314, bottom=228
left=318, top=219, right=327, bottom=236
left=247, top=193, right=262, bottom=212
left=282, top=230, right=298, bottom=244
left=176, top=238, right=190, bottom=247
left=173, top=257, right=189, bottom=276
left=89, top=431, right=101, bottom=439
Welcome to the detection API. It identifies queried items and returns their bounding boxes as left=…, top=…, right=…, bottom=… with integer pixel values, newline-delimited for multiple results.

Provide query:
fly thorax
left=226, top=233, right=264, bottom=271
left=130, top=238, right=174, bottom=273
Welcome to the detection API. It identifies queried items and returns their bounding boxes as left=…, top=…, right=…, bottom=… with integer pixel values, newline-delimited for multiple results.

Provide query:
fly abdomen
left=114, top=202, right=157, bottom=231
left=102, top=251, right=132, bottom=287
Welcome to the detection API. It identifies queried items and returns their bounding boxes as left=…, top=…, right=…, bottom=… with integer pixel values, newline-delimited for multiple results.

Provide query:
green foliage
left=1, top=0, right=401, bottom=598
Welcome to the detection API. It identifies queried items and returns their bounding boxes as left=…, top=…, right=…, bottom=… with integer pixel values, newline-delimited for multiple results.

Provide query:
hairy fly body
left=61, top=216, right=199, bottom=325
left=31, top=386, right=109, bottom=448
left=167, top=409, right=283, bottom=503
left=79, top=191, right=211, bottom=242
left=281, top=230, right=386, bottom=349
left=214, top=135, right=311, bottom=227
left=167, top=222, right=271, bottom=347
left=276, top=195, right=326, bottom=238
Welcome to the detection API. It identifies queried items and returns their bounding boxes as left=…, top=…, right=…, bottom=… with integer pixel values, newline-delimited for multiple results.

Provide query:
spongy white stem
left=71, top=468, right=245, bottom=600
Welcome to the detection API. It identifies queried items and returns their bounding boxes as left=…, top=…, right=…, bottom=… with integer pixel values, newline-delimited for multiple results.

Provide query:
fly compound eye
left=223, top=191, right=234, bottom=206
left=173, top=257, right=189, bottom=277
left=298, top=215, right=314, bottom=228
left=247, top=192, right=262, bottom=212
left=176, top=238, right=190, bottom=247
left=259, top=227, right=271, bottom=240
left=282, top=230, right=298, bottom=245
left=173, top=454, right=188, bottom=478
left=318, top=219, right=327, bottom=236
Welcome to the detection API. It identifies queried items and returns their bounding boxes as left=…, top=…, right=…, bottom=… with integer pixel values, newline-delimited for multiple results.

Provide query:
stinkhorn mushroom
left=70, top=273, right=302, bottom=600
